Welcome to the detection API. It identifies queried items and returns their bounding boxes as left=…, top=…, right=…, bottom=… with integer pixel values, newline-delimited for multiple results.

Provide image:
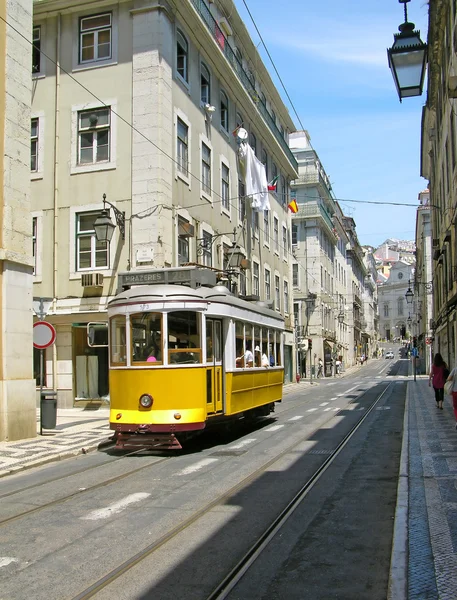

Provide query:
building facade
left=377, top=260, right=414, bottom=343
left=0, top=0, right=36, bottom=441
left=31, top=0, right=298, bottom=407
left=421, top=0, right=457, bottom=368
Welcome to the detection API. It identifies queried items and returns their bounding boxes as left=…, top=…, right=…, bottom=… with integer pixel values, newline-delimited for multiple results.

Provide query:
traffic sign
left=426, top=337, right=432, bottom=345
left=33, top=321, right=56, bottom=349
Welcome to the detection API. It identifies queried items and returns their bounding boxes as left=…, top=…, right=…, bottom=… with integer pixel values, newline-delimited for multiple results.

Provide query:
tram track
left=70, top=381, right=394, bottom=600
left=0, top=451, right=170, bottom=526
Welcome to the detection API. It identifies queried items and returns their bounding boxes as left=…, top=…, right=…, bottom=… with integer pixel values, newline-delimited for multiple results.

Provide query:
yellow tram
left=107, top=274, right=284, bottom=449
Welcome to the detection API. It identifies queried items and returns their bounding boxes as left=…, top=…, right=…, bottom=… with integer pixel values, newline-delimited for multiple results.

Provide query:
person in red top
left=429, top=353, right=448, bottom=410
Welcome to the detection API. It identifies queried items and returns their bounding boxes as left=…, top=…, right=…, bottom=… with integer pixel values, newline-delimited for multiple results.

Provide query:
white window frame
left=32, top=24, right=45, bottom=77
left=176, top=28, right=189, bottom=85
left=282, top=223, right=288, bottom=261
left=199, top=227, right=214, bottom=268
left=263, top=210, right=270, bottom=247
left=273, top=215, right=279, bottom=255
left=71, top=99, right=117, bottom=175
left=253, top=260, right=260, bottom=297
left=220, top=156, right=231, bottom=216
left=69, top=202, right=116, bottom=279
left=220, top=89, right=229, bottom=133
left=79, top=13, right=112, bottom=64
left=275, top=273, right=281, bottom=312
left=174, top=108, right=191, bottom=187
left=238, top=180, right=246, bottom=225
left=200, top=62, right=211, bottom=105
left=200, top=134, right=212, bottom=202
left=72, top=9, right=118, bottom=72
left=284, top=280, right=289, bottom=315
left=31, top=211, right=43, bottom=281
left=264, top=267, right=271, bottom=300
left=30, top=113, right=45, bottom=180
left=292, top=263, right=299, bottom=288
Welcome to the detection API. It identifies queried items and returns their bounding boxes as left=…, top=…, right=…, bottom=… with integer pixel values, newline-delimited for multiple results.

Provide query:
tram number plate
left=139, top=304, right=150, bottom=311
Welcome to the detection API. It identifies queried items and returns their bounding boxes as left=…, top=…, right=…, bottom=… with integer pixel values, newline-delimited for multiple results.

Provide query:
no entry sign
left=33, top=321, right=56, bottom=349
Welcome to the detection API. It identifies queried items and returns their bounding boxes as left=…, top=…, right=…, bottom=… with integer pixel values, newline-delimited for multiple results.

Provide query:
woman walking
left=429, top=353, right=448, bottom=410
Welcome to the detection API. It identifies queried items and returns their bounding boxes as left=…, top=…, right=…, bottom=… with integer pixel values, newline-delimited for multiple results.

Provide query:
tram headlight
left=139, top=394, right=153, bottom=408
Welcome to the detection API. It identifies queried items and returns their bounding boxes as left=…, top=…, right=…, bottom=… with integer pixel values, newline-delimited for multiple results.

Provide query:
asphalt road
left=0, top=350, right=409, bottom=600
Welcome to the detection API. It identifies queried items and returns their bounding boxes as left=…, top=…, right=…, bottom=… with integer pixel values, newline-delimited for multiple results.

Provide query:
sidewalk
left=0, top=407, right=112, bottom=478
left=389, top=376, right=457, bottom=599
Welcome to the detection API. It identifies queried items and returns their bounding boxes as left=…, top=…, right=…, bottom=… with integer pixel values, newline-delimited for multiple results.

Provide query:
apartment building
left=415, top=189, right=433, bottom=373
left=31, top=0, right=298, bottom=406
left=289, top=131, right=354, bottom=377
left=421, top=0, right=457, bottom=367
left=0, top=0, right=36, bottom=441
left=377, top=260, right=414, bottom=342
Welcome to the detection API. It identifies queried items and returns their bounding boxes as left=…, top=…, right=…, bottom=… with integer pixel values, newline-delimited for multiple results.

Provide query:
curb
left=387, top=380, right=410, bottom=599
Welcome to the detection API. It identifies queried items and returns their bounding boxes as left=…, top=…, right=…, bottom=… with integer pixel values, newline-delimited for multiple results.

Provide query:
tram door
left=206, top=319, right=223, bottom=414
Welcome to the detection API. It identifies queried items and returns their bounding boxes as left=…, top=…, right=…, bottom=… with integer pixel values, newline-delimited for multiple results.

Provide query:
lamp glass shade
left=387, top=25, right=427, bottom=100
left=226, top=245, right=245, bottom=269
left=94, top=209, right=115, bottom=243
left=338, top=312, right=344, bottom=324
left=405, top=287, right=414, bottom=304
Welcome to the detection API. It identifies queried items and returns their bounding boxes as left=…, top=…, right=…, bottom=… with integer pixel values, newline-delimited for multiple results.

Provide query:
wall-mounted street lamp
left=405, top=278, right=432, bottom=305
left=407, top=315, right=412, bottom=328
left=196, top=228, right=245, bottom=269
left=337, top=311, right=345, bottom=324
left=387, top=0, right=427, bottom=102
left=93, top=193, right=126, bottom=243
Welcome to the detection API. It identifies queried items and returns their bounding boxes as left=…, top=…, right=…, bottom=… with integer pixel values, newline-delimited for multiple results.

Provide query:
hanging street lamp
left=387, top=0, right=427, bottom=102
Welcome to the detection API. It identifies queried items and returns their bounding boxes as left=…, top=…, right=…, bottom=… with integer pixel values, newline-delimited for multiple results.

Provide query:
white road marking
left=230, top=439, right=256, bottom=449
left=376, top=406, right=391, bottom=410
left=330, top=397, right=338, bottom=401
left=324, top=407, right=333, bottom=412
left=82, top=493, right=151, bottom=521
left=264, top=425, right=285, bottom=432
left=178, top=458, right=218, bottom=476
left=333, top=408, right=340, bottom=411
left=288, top=416, right=304, bottom=421
left=336, top=384, right=360, bottom=397
left=320, top=402, right=329, bottom=406
left=307, top=408, right=318, bottom=412
left=0, top=557, right=18, bottom=568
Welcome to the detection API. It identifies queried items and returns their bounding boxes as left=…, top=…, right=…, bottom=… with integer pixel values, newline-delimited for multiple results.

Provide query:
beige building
left=0, top=0, right=36, bottom=441
left=31, top=0, right=298, bottom=406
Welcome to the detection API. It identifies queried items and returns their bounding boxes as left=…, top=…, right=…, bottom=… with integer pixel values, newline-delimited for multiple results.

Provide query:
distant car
left=385, top=351, right=394, bottom=359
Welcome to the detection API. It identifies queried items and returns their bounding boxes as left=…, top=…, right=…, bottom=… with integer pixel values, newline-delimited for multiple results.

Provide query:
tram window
left=214, top=320, right=222, bottom=362
left=168, top=311, right=201, bottom=364
left=206, top=319, right=213, bottom=361
left=254, top=326, right=261, bottom=366
left=131, top=312, right=163, bottom=364
left=110, top=316, right=126, bottom=365
left=235, top=321, right=244, bottom=368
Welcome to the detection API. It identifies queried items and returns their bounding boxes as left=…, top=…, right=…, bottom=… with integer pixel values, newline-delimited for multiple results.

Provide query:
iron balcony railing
left=190, top=0, right=298, bottom=171
left=291, top=170, right=332, bottom=195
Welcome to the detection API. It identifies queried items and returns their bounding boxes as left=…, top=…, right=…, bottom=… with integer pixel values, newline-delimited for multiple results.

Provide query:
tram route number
left=139, top=304, right=150, bottom=311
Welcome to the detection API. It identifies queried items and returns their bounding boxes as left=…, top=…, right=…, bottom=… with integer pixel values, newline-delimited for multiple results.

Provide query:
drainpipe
left=52, top=13, right=61, bottom=390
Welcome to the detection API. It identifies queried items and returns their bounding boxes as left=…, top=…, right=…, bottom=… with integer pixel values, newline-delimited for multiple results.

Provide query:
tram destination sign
left=118, top=267, right=217, bottom=291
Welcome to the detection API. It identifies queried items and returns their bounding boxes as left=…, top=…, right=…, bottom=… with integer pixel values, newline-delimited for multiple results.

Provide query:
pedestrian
left=446, top=365, right=457, bottom=428
left=317, top=358, right=323, bottom=378
left=335, top=358, right=341, bottom=375
left=237, top=345, right=254, bottom=368
left=429, top=353, right=448, bottom=410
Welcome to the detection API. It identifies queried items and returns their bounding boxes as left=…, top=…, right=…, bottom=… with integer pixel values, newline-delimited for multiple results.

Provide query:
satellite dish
left=236, top=127, right=248, bottom=141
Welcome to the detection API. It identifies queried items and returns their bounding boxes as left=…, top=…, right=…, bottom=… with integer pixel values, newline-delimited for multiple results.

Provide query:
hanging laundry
left=238, top=141, right=269, bottom=211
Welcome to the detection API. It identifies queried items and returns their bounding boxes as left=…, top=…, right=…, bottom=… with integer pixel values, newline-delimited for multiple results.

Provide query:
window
left=261, top=148, right=268, bottom=179
left=292, top=222, right=298, bottom=246
left=78, top=107, right=110, bottom=164
left=201, top=63, right=211, bottom=104
left=131, top=312, right=163, bottom=364
left=270, top=108, right=276, bottom=126
left=176, top=30, right=188, bottom=82
left=178, top=218, right=190, bottom=265
left=397, top=297, right=404, bottom=316
left=265, top=269, right=271, bottom=300
left=275, top=275, right=280, bottom=311
left=220, top=90, right=229, bottom=131
left=282, top=225, right=287, bottom=255
left=253, top=211, right=259, bottom=235
left=221, top=163, right=230, bottom=211
left=79, top=13, right=112, bottom=64
left=32, top=217, right=37, bottom=275
left=239, top=180, right=246, bottom=223
left=260, top=92, right=266, bottom=106
left=284, top=281, right=289, bottom=313
left=250, top=131, right=257, bottom=155
left=292, top=263, right=299, bottom=287
left=273, top=217, right=279, bottom=252
left=264, top=210, right=270, bottom=245
left=32, top=26, right=41, bottom=74
left=280, top=175, right=287, bottom=205
left=202, top=142, right=211, bottom=195
left=201, top=230, right=212, bottom=267
left=76, top=211, right=109, bottom=270
left=384, top=303, right=389, bottom=317
left=271, top=162, right=278, bottom=192
left=177, top=118, right=188, bottom=176
left=31, top=118, right=39, bottom=172
left=253, top=262, right=259, bottom=296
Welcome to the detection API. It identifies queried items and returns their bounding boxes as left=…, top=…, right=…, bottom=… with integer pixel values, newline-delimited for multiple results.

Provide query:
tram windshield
left=110, top=315, right=127, bottom=365
left=131, top=312, right=163, bottom=364
left=168, top=311, right=201, bottom=364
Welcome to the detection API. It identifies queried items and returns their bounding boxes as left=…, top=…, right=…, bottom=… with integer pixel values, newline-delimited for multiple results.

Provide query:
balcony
left=292, top=200, right=335, bottom=233
left=291, top=169, right=332, bottom=196
left=191, top=0, right=298, bottom=171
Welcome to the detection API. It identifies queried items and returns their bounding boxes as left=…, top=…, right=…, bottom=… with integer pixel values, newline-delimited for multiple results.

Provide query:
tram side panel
left=225, top=369, right=283, bottom=415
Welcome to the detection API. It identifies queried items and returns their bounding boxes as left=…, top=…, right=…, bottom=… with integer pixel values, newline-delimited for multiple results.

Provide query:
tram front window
left=131, top=312, right=163, bottom=364
left=168, top=311, right=201, bottom=364
left=110, top=315, right=126, bottom=365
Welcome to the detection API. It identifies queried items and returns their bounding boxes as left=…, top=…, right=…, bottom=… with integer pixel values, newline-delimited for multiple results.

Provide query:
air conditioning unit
left=81, top=273, right=104, bottom=287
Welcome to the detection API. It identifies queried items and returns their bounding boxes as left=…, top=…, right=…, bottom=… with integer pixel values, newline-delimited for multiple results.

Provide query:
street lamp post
left=387, top=0, right=427, bottom=102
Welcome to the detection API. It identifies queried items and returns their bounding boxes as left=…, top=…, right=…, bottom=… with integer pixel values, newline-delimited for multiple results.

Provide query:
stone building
left=31, top=0, right=298, bottom=406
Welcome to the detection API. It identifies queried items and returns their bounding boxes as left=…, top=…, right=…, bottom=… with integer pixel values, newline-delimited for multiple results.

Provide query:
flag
left=288, top=199, right=298, bottom=213
left=268, top=175, right=279, bottom=191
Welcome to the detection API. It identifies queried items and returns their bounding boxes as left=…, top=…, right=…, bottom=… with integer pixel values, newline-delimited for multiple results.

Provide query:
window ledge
left=201, top=191, right=212, bottom=203
left=32, top=73, right=45, bottom=80
left=70, top=270, right=114, bottom=281
left=31, top=173, right=43, bottom=181
left=73, top=60, right=118, bottom=73
left=71, top=162, right=116, bottom=176
left=221, top=208, right=231, bottom=218
left=176, top=171, right=191, bottom=187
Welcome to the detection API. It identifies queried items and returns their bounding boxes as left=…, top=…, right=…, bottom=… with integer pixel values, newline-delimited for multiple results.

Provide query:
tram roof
left=108, top=284, right=283, bottom=322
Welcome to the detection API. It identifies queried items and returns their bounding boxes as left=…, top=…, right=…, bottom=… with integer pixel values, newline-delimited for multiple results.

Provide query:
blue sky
left=234, top=0, right=429, bottom=248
